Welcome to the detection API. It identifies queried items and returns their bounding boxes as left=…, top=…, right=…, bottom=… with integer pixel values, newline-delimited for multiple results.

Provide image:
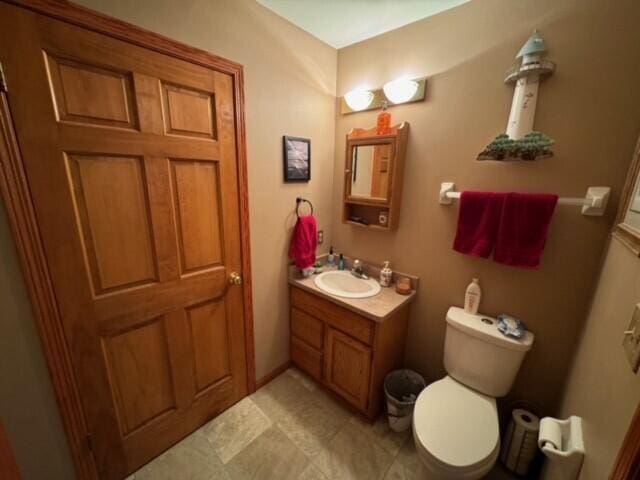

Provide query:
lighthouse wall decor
left=478, top=31, right=556, bottom=161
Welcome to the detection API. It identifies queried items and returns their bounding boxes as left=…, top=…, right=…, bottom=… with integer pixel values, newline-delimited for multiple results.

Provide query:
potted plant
left=518, top=131, right=554, bottom=160
left=477, top=131, right=554, bottom=161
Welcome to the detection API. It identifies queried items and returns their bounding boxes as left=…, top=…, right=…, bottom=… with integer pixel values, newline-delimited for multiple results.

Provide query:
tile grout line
left=249, top=372, right=329, bottom=477
left=305, top=417, right=350, bottom=477
left=286, top=367, right=409, bottom=479
left=380, top=457, right=395, bottom=480
left=273, top=422, right=317, bottom=476
left=284, top=369, right=358, bottom=478
left=225, top=397, right=273, bottom=465
left=199, top=426, right=230, bottom=469
left=135, top=369, right=415, bottom=480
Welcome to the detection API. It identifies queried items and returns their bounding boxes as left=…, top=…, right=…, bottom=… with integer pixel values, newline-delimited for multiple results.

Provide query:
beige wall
left=0, top=0, right=335, bottom=478
left=548, top=238, right=640, bottom=479
left=333, top=0, right=640, bottom=414
left=0, top=204, right=75, bottom=479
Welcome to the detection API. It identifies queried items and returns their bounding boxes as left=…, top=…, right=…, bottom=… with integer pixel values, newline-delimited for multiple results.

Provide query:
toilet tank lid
left=446, top=307, right=534, bottom=352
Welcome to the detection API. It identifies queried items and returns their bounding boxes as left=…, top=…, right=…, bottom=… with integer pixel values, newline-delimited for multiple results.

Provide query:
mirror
left=342, top=123, right=409, bottom=231
left=349, top=143, right=393, bottom=201
left=614, top=137, right=640, bottom=255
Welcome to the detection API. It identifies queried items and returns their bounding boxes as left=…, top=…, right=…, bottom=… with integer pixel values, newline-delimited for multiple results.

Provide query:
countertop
left=288, top=267, right=416, bottom=322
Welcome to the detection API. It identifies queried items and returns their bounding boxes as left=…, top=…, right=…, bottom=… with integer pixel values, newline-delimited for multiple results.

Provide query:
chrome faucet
left=351, top=259, right=369, bottom=280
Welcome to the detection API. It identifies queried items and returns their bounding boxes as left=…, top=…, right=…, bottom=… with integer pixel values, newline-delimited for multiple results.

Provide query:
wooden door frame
left=0, top=1, right=256, bottom=478
left=0, top=421, right=20, bottom=480
left=610, top=400, right=640, bottom=479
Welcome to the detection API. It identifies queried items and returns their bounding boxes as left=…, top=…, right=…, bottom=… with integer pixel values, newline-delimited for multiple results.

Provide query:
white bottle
left=464, top=278, right=482, bottom=314
left=380, top=261, right=393, bottom=287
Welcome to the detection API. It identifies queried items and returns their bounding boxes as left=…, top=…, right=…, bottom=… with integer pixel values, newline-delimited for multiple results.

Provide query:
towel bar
left=439, top=182, right=610, bottom=216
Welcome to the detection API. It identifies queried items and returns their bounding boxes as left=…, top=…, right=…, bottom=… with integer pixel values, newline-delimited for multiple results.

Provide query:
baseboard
left=255, top=360, right=292, bottom=390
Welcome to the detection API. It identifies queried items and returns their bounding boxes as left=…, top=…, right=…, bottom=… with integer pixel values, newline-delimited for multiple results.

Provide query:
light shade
left=344, top=88, right=374, bottom=111
left=383, top=78, right=419, bottom=104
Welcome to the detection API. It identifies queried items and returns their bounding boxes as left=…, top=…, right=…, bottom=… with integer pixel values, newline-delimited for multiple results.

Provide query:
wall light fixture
left=341, top=77, right=426, bottom=115
left=383, top=78, right=419, bottom=104
left=343, top=87, right=374, bottom=112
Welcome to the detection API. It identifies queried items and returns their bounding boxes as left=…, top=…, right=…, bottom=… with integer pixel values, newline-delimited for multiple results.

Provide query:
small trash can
left=384, top=369, right=426, bottom=432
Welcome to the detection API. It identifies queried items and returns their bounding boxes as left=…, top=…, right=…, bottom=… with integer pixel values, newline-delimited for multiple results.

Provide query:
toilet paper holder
left=538, top=416, right=585, bottom=480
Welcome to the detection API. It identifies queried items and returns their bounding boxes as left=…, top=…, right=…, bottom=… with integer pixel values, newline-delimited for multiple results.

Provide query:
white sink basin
left=314, top=270, right=381, bottom=299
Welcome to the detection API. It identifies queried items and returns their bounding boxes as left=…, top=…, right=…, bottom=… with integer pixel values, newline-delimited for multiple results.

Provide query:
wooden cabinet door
left=0, top=5, right=248, bottom=479
left=325, top=327, right=372, bottom=411
left=370, top=143, right=393, bottom=199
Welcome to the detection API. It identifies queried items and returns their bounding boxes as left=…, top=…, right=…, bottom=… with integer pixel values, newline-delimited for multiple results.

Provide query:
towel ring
left=296, top=197, right=313, bottom=217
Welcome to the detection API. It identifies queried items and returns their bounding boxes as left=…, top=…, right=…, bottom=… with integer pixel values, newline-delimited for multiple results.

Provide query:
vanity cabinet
left=289, top=286, right=409, bottom=419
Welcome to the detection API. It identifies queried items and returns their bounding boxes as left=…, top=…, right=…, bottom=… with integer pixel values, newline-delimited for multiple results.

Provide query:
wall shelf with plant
left=477, top=132, right=554, bottom=161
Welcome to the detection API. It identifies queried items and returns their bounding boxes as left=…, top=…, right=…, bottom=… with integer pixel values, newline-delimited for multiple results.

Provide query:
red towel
left=453, top=191, right=506, bottom=258
left=493, top=193, right=558, bottom=269
left=289, top=215, right=317, bottom=269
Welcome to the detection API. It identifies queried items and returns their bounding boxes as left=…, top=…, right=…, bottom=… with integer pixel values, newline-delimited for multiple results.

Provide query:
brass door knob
left=228, top=272, right=242, bottom=285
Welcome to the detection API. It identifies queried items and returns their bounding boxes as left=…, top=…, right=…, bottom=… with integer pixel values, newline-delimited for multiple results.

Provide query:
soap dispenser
left=380, top=261, right=393, bottom=287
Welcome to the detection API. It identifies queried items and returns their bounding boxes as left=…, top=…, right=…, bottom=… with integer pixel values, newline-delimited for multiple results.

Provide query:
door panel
left=325, top=328, right=372, bottom=411
left=46, top=53, right=138, bottom=129
left=103, top=317, right=176, bottom=437
left=162, top=83, right=216, bottom=139
left=67, top=153, right=157, bottom=293
left=0, top=4, right=248, bottom=479
left=188, top=299, right=231, bottom=394
left=170, top=159, right=224, bottom=274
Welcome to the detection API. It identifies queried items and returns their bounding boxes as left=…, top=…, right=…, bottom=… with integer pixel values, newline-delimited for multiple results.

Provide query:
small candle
left=395, top=277, right=411, bottom=295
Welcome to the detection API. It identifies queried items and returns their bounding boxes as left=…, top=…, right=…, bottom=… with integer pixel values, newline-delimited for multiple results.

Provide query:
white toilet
left=412, top=307, right=534, bottom=479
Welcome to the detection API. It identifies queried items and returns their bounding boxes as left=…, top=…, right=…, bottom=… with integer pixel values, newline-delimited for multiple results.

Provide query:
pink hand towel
left=453, top=191, right=506, bottom=258
left=493, top=193, right=558, bottom=269
left=289, top=215, right=317, bottom=269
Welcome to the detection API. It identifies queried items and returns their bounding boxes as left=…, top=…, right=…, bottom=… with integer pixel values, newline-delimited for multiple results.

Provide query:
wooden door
left=611, top=401, right=640, bottom=479
left=0, top=4, right=248, bottom=478
left=324, top=327, right=372, bottom=411
left=0, top=422, right=20, bottom=480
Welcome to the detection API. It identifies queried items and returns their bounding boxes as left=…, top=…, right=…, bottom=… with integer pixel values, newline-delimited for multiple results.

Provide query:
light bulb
left=383, top=78, right=419, bottom=104
left=344, top=87, right=374, bottom=111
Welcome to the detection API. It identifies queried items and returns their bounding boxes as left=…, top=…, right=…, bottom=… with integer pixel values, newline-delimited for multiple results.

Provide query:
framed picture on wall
left=283, top=136, right=311, bottom=182
left=614, top=134, right=640, bottom=255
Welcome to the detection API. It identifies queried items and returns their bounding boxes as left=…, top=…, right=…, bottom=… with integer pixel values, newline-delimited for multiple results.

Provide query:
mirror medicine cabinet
left=342, top=122, right=409, bottom=231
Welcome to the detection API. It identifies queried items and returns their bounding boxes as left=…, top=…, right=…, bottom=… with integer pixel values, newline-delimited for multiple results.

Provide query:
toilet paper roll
left=538, top=417, right=562, bottom=450
left=513, top=408, right=541, bottom=432
left=500, top=409, right=540, bottom=475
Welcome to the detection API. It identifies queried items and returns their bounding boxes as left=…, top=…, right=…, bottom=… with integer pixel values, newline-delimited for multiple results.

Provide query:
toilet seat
left=413, top=376, right=500, bottom=476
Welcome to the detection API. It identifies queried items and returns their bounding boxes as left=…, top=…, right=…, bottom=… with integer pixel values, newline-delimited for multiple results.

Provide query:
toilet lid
left=413, top=376, right=499, bottom=473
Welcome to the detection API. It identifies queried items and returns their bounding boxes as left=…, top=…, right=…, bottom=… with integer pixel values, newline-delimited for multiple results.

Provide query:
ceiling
left=256, top=0, right=470, bottom=49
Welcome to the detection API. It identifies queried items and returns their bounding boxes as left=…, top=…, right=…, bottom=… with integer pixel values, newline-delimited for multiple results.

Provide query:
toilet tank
left=443, top=307, right=534, bottom=397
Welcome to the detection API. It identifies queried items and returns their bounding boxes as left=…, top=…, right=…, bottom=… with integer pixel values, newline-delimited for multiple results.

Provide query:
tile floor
left=128, top=368, right=520, bottom=480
